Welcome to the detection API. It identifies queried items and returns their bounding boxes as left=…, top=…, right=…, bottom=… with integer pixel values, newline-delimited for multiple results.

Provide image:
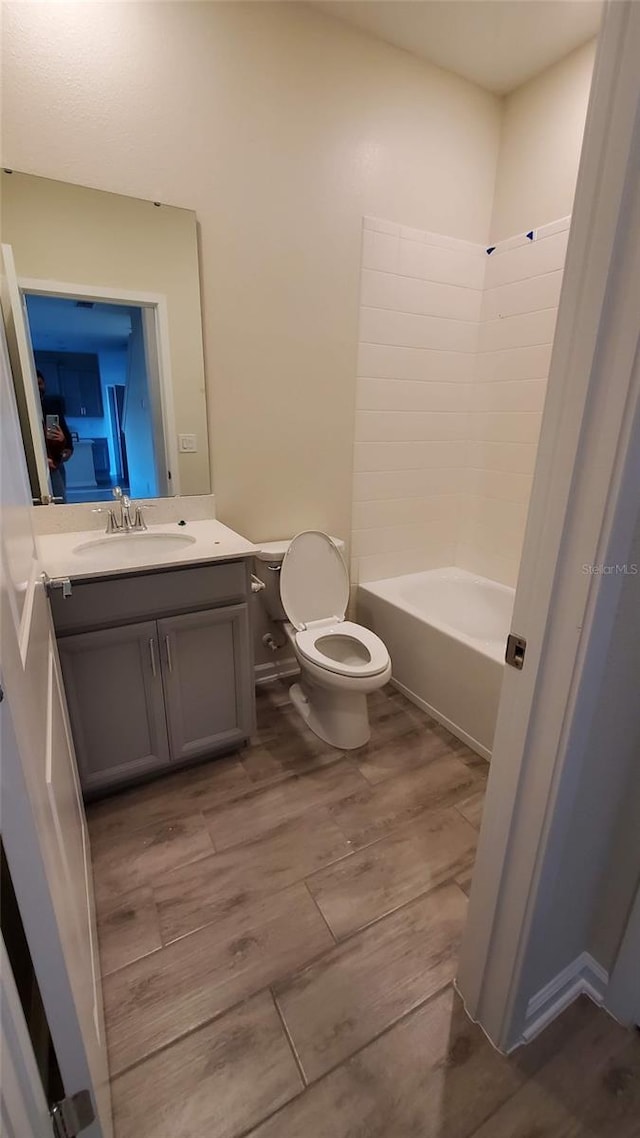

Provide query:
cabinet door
left=158, top=604, right=254, bottom=764
left=77, top=360, right=104, bottom=417
left=58, top=621, right=170, bottom=793
left=34, top=350, right=103, bottom=417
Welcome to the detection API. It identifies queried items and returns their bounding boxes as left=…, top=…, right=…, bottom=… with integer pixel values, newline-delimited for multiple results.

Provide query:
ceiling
left=26, top=296, right=134, bottom=353
left=310, top=1, right=602, bottom=94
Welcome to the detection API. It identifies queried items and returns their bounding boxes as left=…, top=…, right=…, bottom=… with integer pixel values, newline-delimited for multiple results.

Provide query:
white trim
left=19, top=276, right=167, bottom=308
left=18, top=276, right=181, bottom=496
left=520, top=953, right=608, bottom=1045
left=149, top=300, right=180, bottom=495
left=254, top=659, right=299, bottom=686
left=1, top=245, right=52, bottom=501
left=363, top=215, right=484, bottom=257
left=457, top=0, right=640, bottom=1050
left=488, top=215, right=571, bottom=255
left=389, top=677, right=491, bottom=762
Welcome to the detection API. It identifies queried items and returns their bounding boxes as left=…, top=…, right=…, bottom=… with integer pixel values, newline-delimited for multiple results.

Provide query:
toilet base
left=289, top=680, right=371, bottom=750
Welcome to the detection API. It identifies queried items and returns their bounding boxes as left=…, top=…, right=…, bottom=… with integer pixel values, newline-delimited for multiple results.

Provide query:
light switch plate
left=178, top=433, right=197, bottom=453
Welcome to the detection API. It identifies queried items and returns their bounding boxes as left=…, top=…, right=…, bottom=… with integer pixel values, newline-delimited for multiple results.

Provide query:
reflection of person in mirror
left=37, top=369, right=74, bottom=502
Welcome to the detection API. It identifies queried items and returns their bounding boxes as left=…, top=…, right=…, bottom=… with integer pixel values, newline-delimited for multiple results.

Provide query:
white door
left=0, top=318, right=112, bottom=1137
left=0, top=242, right=51, bottom=504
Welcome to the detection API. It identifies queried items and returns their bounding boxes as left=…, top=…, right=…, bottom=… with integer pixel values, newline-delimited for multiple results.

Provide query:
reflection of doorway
left=108, top=384, right=129, bottom=486
left=26, top=294, right=167, bottom=503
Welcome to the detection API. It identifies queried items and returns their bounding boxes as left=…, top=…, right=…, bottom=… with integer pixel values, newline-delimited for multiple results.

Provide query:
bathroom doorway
left=457, top=0, right=640, bottom=1047
left=24, top=292, right=169, bottom=503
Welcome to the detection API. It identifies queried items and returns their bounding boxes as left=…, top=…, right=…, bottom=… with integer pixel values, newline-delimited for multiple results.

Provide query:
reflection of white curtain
left=141, top=308, right=168, bottom=497
left=122, top=309, right=157, bottom=498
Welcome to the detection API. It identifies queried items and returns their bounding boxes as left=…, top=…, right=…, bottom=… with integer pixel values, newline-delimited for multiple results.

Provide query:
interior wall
left=490, top=40, right=596, bottom=243
left=524, top=510, right=640, bottom=994
left=1, top=1, right=501, bottom=545
left=582, top=514, right=640, bottom=973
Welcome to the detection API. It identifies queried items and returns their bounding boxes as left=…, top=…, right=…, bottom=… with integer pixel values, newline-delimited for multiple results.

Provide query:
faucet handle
left=112, top=486, right=123, bottom=501
left=133, top=505, right=150, bottom=531
left=91, top=507, right=121, bottom=533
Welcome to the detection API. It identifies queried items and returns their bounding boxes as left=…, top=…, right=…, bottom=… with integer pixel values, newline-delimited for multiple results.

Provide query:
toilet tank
left=254, top=536, right=346, bottom=623
left=253, top=540, right=290, bottom=622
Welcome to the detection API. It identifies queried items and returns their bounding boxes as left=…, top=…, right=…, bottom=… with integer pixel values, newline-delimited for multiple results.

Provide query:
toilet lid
left=280, top=530, right=349, bottom=631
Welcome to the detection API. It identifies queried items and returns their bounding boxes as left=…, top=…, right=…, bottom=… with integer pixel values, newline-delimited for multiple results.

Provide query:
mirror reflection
left=30, top=295, right=167, bottom=503
left=1, top=171, right=210, bottom=504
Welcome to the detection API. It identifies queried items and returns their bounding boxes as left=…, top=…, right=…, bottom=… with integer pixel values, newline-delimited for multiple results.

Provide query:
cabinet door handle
left=149, top=638, right=157, bottom=677
left=164, top=635, right=173, bottom=672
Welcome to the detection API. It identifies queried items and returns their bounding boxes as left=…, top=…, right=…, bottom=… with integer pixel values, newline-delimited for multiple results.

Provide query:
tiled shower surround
left=351, top=215, right=570, bottom=586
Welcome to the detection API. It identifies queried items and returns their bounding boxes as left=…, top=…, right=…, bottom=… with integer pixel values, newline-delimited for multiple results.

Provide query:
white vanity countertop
left=37, top=518, right=258, bottom=582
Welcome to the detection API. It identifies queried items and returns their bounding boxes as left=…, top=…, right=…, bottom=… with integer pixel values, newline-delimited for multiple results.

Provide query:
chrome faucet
left=92, top=487, right=151, bottom=534
left=112, top=486, right=134, bottom=531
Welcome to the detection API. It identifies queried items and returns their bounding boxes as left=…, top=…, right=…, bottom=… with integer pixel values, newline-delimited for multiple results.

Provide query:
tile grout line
left=269, top=987, right=309, bottom=1090
left=452, top=801, right=483, bottom=832
left=106, top=924, right=458, bottom=1086
left=239, top=983, right=610, bottom=1138
left=98, top=691, right=485, bottom=1088
left=105, top=841, right=468, bottom=990
left=301, top=879, right=339, bottom=947
left=303, top=869, right=476, bottom=950
left=230, top=979, right=463, bottom=1138
left=103, top=839, right=481, bottom=1081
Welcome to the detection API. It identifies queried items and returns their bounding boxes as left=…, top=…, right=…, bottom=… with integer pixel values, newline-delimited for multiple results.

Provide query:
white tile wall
left=461, top=219, right=570, bottom=584
left=357, top=378, right=468, bottom=413
left=351, top=216, right=570, bottom=587
left=352, top=217, right=482, bottom=583
left=359, top=307, right=479, bottom=353
left=355, top=411, right=467, bottom=443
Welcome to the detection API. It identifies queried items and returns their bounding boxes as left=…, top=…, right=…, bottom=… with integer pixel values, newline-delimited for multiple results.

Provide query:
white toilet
left=254, top=531, right=391, bottom=750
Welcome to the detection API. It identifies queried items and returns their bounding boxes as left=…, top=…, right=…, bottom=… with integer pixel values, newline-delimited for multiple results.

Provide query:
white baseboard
left=521, top=952, right=609, bottom=1044
left=390, top=677, right=491, bottom=762
left=254, top=659, right=299, bottom=686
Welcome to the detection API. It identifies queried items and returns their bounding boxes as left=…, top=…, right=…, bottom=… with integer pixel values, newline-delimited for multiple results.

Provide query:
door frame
left=1, top=243, right=53, bottom=503
left=457, top=0, right=640, bottom=1049
left=605, top=886, right=640, bottom=1025
left=1, top=936, right=52, bottom=1138
left=18, top=276, right=180, bottom=496
left=1, top=311, right=111, bottom=1135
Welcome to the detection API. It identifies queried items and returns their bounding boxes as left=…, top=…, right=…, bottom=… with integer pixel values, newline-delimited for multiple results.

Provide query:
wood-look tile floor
left=87, top=683, right=639, bottom=1138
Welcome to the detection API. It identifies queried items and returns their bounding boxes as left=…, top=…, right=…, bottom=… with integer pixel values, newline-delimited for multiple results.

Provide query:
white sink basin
left=73, top=532, right=197, bottom=563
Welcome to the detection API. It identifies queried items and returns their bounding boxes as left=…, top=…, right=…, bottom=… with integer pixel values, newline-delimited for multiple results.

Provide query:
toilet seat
left=295, top=620, right=390, bottom=678
left=280, top=531, right=390, bottom=681
left=280, top=530, right=349, bottom=630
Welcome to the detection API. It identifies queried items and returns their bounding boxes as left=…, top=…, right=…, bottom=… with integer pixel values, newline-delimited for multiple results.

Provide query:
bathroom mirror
left=1, top=171, right=209, bottom=504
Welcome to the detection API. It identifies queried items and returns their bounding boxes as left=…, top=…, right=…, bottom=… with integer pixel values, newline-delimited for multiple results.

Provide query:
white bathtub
left=357, top=567, right=515, bottom=760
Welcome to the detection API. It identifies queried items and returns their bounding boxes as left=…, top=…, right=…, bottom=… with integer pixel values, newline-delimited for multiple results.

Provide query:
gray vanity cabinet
left=51, top=560, right=255, bottom=795
left=58, top=621, right=171, bottom=793
left=159, top=605, right=252, bottom=764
